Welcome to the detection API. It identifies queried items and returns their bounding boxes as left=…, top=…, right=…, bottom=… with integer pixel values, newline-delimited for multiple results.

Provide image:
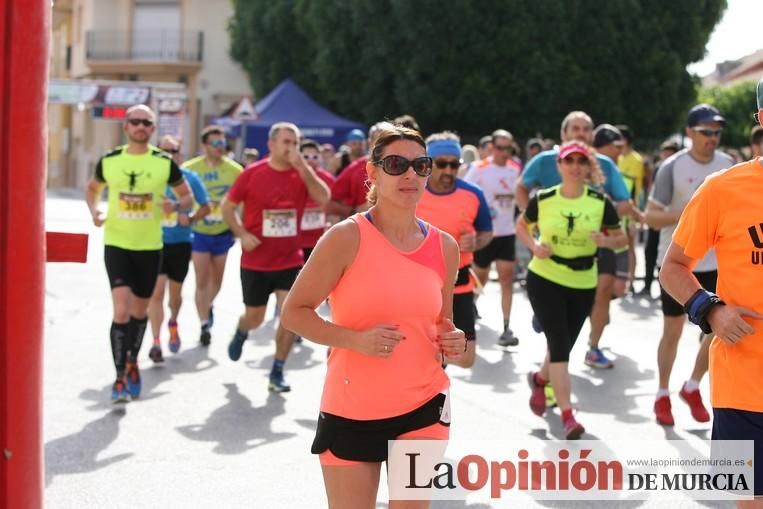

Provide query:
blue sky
left=688, top=0, right=763, bottom=76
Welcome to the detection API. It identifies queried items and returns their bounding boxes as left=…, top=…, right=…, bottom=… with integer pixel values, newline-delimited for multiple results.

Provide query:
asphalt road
left=43, top=191, right=734, bottom=508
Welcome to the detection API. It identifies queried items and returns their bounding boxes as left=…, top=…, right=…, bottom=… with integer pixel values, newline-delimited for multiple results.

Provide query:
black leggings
left=526, top=271, right=595, bottom=363
left=643, top=228, right=660, bottom=288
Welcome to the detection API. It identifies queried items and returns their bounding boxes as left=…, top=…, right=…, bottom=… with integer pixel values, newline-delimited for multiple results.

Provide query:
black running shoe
left=200, top=328, right=211, bottom=347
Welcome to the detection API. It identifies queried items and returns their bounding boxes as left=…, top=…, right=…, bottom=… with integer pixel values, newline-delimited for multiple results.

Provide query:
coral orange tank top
left=321, top=213, right=450, bottom=420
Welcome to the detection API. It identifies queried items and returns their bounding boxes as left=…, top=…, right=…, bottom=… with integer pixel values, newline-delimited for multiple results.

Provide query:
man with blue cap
left=417, top=131, right=493, bottom=367
left=330, top=128, right=366, bottom=176
left=660, top=79, right=763, bottom=504
left=646, top=103, right=734, bottom=427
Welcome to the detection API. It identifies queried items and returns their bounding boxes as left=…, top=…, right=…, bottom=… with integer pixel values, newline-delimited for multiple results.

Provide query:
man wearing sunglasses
left=329, top=128, right=366, bottom=176
left=299, top=139, right=336, bottom=261
left=183, top=125, right=243, bottom=347
left=222, top=122, right=331, bottom=392
left=646, top=103, right=734, bottom=427
left=324, top=123, right=386, bottom=221
left=85, top=104, right=193, bottom=402
left=659, top=82, right=763, bottom=504
left=417, top=131, right=493, bottom=367
left=464, top=129, right=522, bottom=347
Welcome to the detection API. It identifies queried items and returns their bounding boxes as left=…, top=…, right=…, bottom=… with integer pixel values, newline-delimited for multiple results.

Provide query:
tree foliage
left=228, top=0, right=727, bottom=144
left=697, top=80, right=758, bottom=149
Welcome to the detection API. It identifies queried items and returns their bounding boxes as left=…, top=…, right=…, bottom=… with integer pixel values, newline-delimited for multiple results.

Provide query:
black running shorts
left=104, top=245, right=162, bottom=299
left=240, top=267, right=300, bottom=307
left=473, top=235, right=516, bottom=267
left=159, top=242, right=192, bottom=283
left=452, top=291, right=476, bottom=341
left=659, top=270, right=717, bottom=317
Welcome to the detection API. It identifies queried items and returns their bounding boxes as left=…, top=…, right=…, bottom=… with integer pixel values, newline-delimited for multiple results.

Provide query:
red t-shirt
left=227, top=159, right=309, bottom=271
left=331, top=156, right=369, bottom=207
left=301, top=168, right=336, bottom=248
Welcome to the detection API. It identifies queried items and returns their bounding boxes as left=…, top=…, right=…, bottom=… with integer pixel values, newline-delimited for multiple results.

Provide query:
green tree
left=697, top=80, right=758, bottom=148
left=228, top=0, right=315, bottom=98
left=228, top=0, right=727, bottom=143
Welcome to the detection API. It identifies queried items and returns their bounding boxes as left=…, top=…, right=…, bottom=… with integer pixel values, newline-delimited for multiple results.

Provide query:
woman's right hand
left=532, top=241, right=552, bottom=259
left=353, top=324, right=405, bottom=357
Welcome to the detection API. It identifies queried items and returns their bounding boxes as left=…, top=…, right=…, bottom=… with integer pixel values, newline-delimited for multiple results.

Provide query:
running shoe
left=148, top=345, right=164, bottom=363
left=654, top=395, right=674, bottom=426
left=527, top=372, right=546, bottom=416
left=200, top=327, right=211, bottom=347
left=497, top=328, right=519, bottom=347
left=228, top=331, right=246, bottom=361
left=679, top=384, right=710, bottom=422
left=168, top=321, right=181, bottom=353
left=125, top=362, right=141, bottom=399
left=584, top=348, right=614, bottom=369
left=268, top=371, right=291, bottom=393
left=531, top=315, right=543, bottom=333
left=563, top=414, right=585, bottom=440
left=545, top=383, right=557, bottom=408
left=111, top=377, right=129, bottom=404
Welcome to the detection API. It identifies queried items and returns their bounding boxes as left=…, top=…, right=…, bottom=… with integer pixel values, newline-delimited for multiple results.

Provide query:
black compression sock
left=110, top=322, right=129, bottom=377
left=127, top=316, right=148, bottom=363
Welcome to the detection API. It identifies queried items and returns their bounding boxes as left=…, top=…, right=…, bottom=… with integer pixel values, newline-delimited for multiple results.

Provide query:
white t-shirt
left=464, top=159, right=521, bottom=237
left=649, top=149, right=734, bottom=272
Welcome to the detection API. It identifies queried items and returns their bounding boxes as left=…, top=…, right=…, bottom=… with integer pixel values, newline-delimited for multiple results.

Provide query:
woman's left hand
left=437, top=318, right=466, bottom=361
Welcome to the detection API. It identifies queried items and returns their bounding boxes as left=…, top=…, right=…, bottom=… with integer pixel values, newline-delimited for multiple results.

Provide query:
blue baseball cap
left=346, top=129, right=365, bottom=142
left=687, top=104, right=725, bottom=127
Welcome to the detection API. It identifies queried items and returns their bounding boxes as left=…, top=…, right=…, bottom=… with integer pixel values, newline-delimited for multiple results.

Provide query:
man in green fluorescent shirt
left=183, top=125, right=243, bottom=346
left=85, top=104, right=192, bottom=403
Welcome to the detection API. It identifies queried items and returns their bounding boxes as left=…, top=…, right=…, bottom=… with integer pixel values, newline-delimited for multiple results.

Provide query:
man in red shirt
left=299, top=139, right=335, bottom=261
left=324, top=122, right=388, bottom=220
left=221, top=122, right=331, bottom=392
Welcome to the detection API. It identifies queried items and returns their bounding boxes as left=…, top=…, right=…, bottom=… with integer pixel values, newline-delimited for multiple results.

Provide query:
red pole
left=0, top=1, right=50, bottom=508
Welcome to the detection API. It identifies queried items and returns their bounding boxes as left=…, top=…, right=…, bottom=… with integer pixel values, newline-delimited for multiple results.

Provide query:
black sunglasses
left=434, top=159, right=462, bottom=169
left=692, top=127, right=722, bottom=137
left=373, top=155, right=433, bottom=177
left=162, top=148, right=179, bottom=154
left=494, top=144, right=513, bottom=152
left=127, top=118, right=154, bottom=127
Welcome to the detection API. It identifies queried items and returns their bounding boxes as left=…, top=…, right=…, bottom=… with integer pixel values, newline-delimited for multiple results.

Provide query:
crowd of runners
left=84, top=82, right=763, bottom=506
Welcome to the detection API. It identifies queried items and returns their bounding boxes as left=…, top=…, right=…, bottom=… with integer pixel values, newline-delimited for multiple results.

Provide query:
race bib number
left=263, top=209, right=298, bottom=238
left=300, top=207, right=325, bottom=231
left=438, top=389, right=451, bottom=425
left=161, top=211, right=178, bottom=227
left=117, top=192, right=153, bottom=220
left=495, top=193, right=515, bottom=211
left=205, top=201, right=223, bottom=224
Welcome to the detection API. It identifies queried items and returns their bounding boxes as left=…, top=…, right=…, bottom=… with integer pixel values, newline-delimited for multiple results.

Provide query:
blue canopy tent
left=215, top=79, right=365, bottom=157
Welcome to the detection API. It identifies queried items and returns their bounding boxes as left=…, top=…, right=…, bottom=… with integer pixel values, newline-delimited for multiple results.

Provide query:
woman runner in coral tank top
left=282, top=123, right=464, bottom=509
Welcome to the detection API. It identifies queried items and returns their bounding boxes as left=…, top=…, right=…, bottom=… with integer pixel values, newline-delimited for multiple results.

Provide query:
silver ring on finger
left=383, top=344, right=389, bottom=352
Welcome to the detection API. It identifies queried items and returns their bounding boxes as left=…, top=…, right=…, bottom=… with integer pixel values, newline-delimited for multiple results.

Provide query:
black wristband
left=684, top=289, right=725, bottom=334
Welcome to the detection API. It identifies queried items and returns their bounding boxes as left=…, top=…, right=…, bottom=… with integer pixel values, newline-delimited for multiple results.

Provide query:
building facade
left=49, top=0, right=252, bottom=188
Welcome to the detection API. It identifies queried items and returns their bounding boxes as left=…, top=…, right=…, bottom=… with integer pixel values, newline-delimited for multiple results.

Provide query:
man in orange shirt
left=417, top=131, right=493, bottom=367
left=660, top=78, right=763, bottom=505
